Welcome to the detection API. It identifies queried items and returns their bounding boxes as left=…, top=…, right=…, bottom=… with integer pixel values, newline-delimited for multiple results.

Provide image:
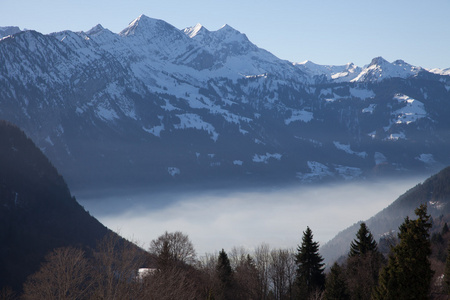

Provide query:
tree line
left=2, top=204, right=450, bottom=299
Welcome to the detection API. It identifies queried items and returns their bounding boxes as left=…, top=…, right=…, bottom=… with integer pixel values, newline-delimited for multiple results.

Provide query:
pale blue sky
left=2, top=0, right=450, bottom=69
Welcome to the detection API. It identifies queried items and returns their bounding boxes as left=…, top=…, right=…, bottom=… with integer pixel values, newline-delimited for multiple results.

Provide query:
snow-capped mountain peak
left=369, top=56, right=389, bottom=67
left=86, top=24, right=105, bottom=36
left=119, top=14, right=182, bottom=38
left=294, top=60, right=361, bottom=82
left=351, top=57, right=422, bottom=82
left=428, top=67, right=450, bottom=76
left=119, top=14, right=153, bottom=36
left=183, top=23, right=209, bottom=39
left=1, top=15, right=450, bottom=190
left=215, top=24, right=247, bottom=39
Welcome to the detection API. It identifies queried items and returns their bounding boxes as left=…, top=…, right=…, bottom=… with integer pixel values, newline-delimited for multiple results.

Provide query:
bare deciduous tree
left=91, top=233, right=147, bottom=299
left=22, top=247, right=92, bottom=300
left=230, top=246, right=249, bottom=269
left=149, top=231, right=196, bottom=265
left=269, top=248, right=296, bottom=300
left=141, top=263, right=205, bottom=300
left=235, top=254, right=260, bottom=300
left=0, top=286, right=17, bottom=300
left=254, top=243, right=271, bottom=300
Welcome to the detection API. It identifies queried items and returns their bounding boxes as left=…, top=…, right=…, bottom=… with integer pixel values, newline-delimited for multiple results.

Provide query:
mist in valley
left=78, top=175, right=427, bottom=259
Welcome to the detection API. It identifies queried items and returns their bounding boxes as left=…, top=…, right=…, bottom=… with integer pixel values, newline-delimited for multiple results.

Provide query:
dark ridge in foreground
left=0, top=121, right=112, bottom=291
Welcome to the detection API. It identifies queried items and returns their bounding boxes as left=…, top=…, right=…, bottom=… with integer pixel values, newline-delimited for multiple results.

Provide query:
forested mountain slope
left=0, top=121, right=111, bottom=291
left=322, top=166, right=450, bottom=264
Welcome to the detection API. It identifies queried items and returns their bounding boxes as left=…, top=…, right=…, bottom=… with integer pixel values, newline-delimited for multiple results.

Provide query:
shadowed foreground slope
left=0, top=121, right=111, bottom=291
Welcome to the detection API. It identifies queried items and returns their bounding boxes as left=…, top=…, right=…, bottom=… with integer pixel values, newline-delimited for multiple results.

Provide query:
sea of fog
left=77, top=176, right=426, bottom=257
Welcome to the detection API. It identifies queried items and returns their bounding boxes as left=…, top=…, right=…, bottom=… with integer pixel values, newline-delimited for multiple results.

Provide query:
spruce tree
left=442, top=222, right=449, bottom=235
left=443, top=243, right=450, bottom=295
left=156, top=240, right=173, bottom=269
left=373, top=204, right=433, bottom=300
left=349, top=222, right=378, bottom=257
left=295, top=226, right=325, bottom=298
left=216, top=249, right=234, bottom=299
left=346, top=222, right=383, bottom=300
left=324, top=262, right=350, bottom=300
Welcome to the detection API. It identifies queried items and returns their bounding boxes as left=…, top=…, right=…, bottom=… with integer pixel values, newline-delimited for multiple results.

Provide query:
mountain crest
left=119, top=14, right=177, bottom=37
left=217, top=24, right=245, bottom=37
left=351, top=57, right=422, bottom=82
left=368, top=56, right=389, bottom=67
left=183, top=23, right=209, bottom=38
left=86, top=24, right=105, bottom=36
left=0, top=26, right=22, bottom=39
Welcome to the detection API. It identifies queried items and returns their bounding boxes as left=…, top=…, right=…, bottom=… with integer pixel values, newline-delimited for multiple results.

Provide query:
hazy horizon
left=78, top=176, right=427, bottom=258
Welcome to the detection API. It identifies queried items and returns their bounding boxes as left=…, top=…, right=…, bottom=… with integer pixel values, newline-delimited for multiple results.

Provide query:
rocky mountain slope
left=1, top=15, right=450, bottom=190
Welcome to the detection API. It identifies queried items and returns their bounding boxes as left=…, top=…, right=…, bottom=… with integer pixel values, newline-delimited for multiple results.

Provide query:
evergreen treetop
left=217, top=249, right=233, bottom=286
left=373, top=204, right=433, bottom=300
left=349, top=222, right=379, bottom=257
left=295, top=226, right=325, bottom=297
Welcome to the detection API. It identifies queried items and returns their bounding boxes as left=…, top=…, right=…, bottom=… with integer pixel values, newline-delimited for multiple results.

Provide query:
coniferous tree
left=348, top=222, right=378, bottom=257
left=443, top=244, right=450, bottom=295
left=324, top=262, right=350, bottom=300
left=346, top=222, right=383, bottom=300
left=442, top=222, right=449, bottom=235
left=373, top=204, right=433, bottom=300
left=295, top=226, right=325, bottom=299
left=217, top=249, right=234, bottom=300
left=156, top=240, right=173, bottom=269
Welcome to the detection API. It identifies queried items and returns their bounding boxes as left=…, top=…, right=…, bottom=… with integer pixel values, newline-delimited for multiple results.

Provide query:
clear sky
left=2, top=0, right=450, bottom=69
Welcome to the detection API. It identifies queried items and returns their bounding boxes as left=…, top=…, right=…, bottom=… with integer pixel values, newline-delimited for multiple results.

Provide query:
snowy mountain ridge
left=1, top=15, right=450, bottom=190
left=0, top=26, right=22, bottom=39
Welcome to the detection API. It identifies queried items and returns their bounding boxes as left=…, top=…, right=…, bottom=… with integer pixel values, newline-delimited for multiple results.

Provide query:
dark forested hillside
left=322, top=166, right=450, bottom=265
left=0, top=121, right=110, bottom=291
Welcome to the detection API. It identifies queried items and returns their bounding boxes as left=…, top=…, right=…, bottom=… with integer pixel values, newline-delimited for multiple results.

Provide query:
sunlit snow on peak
left=183, top=23, right=207, bottom=38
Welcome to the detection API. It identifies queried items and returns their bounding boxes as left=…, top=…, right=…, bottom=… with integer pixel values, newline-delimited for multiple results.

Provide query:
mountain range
left=1, top=15, right=450, bottom=191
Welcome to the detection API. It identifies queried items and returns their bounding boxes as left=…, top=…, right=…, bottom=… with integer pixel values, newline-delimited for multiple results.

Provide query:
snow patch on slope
left=392, top=94, right=427, bottom=125
left=174, top=113, right=219, bottom=141
left=296, top=161, right=333, bottom=182
left=96, top=105, right=119, bottom=121
left=335, top=165, right=363, bottom=180
left=333, top=141, right=367, bottom=158
left=350, top=88, right=375, bottom=99
left=168, top=167, right=180, bottom=177
left=285, top=110, right=313, bottom=124
left=374, top=152, right=387, bottom=165
left=385, top=132, right=406, bottom=141
left=363, top=104, right=377, bottom=114
left=415, top=153, right=436, bottom=164
left=252, top=153, right=282, bottom=163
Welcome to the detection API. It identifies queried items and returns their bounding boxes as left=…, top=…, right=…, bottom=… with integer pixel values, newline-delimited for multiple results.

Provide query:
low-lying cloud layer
left=78, top=177, right=425, bottom=257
